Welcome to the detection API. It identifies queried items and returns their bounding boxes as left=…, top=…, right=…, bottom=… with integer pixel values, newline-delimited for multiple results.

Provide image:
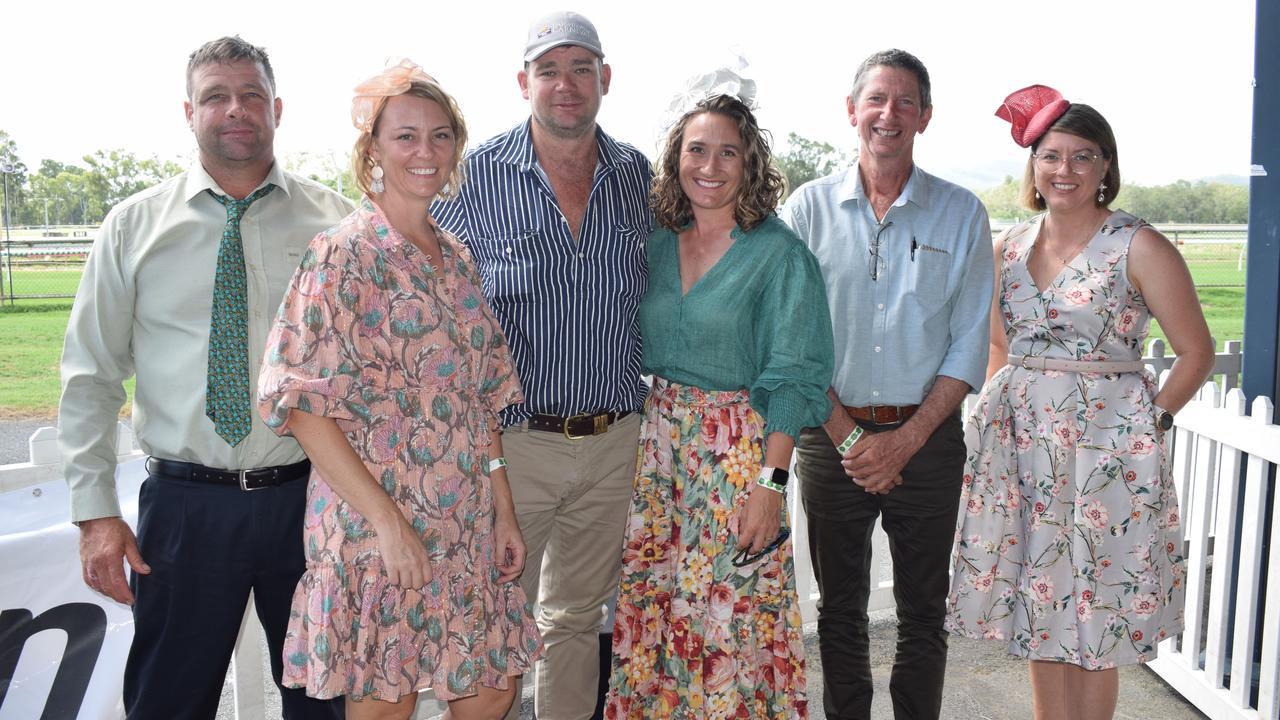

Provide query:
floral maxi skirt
left=605, top=377, right=808, bottom=719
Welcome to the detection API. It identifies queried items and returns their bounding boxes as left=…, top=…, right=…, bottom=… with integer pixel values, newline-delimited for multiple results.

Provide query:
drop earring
left=370, top=165, right=385, bottom=193
left=1035, top=189, right=1041, bottom=201
left=1097, top=182, right=1107, bottom=204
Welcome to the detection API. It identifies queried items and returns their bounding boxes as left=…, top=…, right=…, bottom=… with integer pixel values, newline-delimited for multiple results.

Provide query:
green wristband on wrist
left=756, top=476, right=787, bottom=494
left=488, top=457, right=508, bottom=473
left=837, top=426, right=864, bottom=454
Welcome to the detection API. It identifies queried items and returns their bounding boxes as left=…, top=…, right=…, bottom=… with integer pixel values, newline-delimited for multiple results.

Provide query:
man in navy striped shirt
left=433, top=11, right=652, bottom=719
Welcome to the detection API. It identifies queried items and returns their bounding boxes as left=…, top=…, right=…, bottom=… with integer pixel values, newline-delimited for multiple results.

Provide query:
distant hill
left=1201, top=174, right=1249, bottom=187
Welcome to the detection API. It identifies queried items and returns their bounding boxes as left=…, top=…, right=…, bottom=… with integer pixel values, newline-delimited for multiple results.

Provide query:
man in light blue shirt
left=782, top=48, right=993, bottom=720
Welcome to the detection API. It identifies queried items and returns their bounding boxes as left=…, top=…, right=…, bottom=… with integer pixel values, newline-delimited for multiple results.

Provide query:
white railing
left=1146, top=378, right=1280, bottom=720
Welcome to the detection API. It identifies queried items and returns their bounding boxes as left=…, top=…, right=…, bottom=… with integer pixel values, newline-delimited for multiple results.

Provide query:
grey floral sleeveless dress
left=945, top=210, right=1185, bottom=669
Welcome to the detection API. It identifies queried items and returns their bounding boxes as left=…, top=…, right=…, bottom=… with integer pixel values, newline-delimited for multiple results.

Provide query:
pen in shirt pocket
left=910, top=237, right=917, bottom=261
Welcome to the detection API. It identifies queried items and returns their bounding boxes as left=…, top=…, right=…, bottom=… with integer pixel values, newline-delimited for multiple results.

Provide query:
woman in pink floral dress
left=257, top=61, right=540, bottom=720
left=945, top=85, right=1213, bottom=720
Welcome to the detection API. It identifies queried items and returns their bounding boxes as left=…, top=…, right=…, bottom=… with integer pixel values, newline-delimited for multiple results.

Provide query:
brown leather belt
left=146, top=457, right=311, bottom=491
left=528, top=411, right=631, bottom=439
left=844, top=404, right=920, bottom=425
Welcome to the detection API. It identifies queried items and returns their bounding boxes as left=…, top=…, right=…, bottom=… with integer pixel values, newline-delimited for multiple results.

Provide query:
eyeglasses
left=731, top=526, right=791, bottom=567
left=1032, top=151, right=1104, bottom=174
left=869, top=221, right=893, bottom=281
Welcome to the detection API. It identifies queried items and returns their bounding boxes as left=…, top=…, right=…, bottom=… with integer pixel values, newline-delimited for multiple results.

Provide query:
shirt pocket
left=471, top=229, right=540, bottom=304
left=267, top=245, right=308, bottom=310
left=909, top=243, right=951, bottom=307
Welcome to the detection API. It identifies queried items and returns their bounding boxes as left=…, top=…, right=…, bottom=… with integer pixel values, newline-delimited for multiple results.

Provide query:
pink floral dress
left=945, top=211, right=1185, bottom=669
left=257, top=198, right=542, bottom=701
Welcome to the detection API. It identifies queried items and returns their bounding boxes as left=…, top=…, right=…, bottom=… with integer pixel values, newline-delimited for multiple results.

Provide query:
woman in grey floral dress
left=945, top=85, right=1214, bottom=720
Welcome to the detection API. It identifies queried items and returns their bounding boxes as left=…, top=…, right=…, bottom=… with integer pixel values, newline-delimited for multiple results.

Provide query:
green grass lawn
left=0, top=262, right=1249, bottom=417
left=0, top=301, right=134, bottom=418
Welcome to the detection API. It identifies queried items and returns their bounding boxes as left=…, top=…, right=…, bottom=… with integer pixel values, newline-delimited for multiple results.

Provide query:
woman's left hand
left=493, top=513, right=526, bottom=583
left=735, top=484, right=784, bottom=554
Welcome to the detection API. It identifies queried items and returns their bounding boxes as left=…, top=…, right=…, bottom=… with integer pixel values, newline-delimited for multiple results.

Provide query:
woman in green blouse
left=604, top=94, right=834, bottom=718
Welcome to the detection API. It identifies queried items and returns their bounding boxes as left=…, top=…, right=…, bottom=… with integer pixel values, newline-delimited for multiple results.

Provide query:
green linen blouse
left=638, top=215, right=835, bottom=441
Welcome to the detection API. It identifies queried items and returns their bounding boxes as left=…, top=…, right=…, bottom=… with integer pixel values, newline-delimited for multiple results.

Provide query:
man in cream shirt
left=59, top=36, right=351, bottom=719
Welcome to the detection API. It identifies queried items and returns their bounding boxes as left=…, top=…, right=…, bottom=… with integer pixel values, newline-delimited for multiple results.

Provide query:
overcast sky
left=0, top=0, right=1257, bottom=191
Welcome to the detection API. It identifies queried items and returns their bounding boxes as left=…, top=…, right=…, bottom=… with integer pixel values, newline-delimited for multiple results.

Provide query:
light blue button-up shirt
left=782, top=164, right=993, bottom=407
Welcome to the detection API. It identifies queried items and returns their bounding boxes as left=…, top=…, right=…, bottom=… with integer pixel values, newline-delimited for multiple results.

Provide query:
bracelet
left=837, top=426, right=864, bottom=454
left=756, top=476, right=787, bottom=494
left=488, top=457, right=508, bottom=473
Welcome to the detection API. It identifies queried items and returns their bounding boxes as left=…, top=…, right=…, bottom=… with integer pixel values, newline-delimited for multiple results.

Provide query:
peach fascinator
left=995, top=84, right=1070, bottom=148
left=351, top=59, right=439, bottom=132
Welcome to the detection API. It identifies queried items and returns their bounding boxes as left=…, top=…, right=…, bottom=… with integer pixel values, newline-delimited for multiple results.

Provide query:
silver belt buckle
left=238, top=469, right=267, bottom=491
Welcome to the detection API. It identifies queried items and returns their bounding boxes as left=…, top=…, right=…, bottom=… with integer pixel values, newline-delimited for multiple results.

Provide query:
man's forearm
left=821, top=386, right=858, bottom=446
left=899, top=376, right=970, bottom=448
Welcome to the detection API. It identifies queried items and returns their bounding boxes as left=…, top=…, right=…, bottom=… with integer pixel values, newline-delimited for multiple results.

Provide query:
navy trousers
left=795, top=415, right=965, bottom=720
left=124, top=469, right=343, bottom=719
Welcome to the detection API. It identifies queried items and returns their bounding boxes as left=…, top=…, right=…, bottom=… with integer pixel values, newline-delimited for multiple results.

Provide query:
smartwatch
left=1154, top=405, right=1174, bottom=432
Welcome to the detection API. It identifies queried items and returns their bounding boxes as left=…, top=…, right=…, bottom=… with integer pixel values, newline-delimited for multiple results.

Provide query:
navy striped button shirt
left=433, top=120, right=654, bottom=427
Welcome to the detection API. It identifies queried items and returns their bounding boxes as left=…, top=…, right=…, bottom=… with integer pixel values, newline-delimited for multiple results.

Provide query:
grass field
left=0, top=262, right=1249, bottom=418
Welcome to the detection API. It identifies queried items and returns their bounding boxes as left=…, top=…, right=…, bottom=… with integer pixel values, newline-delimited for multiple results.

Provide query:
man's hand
left=79, top=517, right=150, bottom=605
left=844, top=427, right=923, bottom=492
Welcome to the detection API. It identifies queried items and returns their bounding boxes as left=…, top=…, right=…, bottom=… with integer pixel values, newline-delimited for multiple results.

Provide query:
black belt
left=145, top=457, right=311, bottom=491
left=527, top=411, right=631, bottom=439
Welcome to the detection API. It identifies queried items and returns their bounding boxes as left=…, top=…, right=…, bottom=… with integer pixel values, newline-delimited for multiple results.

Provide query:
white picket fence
left=1, top=337, right=1270, bottom=719
left=1144, top=379, right=1280, bottom=720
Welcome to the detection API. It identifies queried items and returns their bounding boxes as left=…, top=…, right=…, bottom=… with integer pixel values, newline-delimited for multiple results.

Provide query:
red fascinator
left=995, top=85, right=1070, bottom=148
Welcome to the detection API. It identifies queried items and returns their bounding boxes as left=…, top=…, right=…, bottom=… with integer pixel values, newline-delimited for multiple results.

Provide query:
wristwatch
left=1154, top=405, right=1174, bottom=432
left=756, top=466, right=790, bottom=494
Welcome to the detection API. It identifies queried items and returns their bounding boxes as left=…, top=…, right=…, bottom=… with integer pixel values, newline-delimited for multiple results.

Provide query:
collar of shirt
left=840, top=163, right=932, bottom=220
left=181, top=159, right=293, bottom=205
left=491, top=119, right=625, bottom=178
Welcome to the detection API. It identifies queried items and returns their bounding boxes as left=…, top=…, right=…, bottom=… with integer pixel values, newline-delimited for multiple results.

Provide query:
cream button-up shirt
left=58, top=160, right=353, bottom=522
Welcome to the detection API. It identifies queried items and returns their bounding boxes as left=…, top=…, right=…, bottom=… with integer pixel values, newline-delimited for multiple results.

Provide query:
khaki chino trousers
left=502, top=413, right=642, bottom=720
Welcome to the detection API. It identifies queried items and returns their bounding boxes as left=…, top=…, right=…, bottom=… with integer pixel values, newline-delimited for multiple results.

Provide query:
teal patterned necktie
left=206, top=184, right=274, bottom=446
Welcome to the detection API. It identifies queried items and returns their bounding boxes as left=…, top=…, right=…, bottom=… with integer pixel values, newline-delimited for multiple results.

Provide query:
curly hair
left=350, top=79, right=468, bottom=200
left=652, top=94, right=785, bottom=232
left=1020, top=103, right=1120, bottom=211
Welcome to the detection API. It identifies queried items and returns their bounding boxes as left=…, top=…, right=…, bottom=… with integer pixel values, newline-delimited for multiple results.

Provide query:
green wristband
left=756, top=476, right=787, bottom=494
left=837, top=426, right=864, bottom=454
left=488, top=457, right=508, bottom=473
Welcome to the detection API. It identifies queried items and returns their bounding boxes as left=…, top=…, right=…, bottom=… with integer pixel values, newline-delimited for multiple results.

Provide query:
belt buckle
left=563, top=413, right=590, bottom=440
left=871, top=406, right=900, bottom=425
left=1020, top=355, right=1032, bottom=370
left=238, top=469, right=267, bottom=491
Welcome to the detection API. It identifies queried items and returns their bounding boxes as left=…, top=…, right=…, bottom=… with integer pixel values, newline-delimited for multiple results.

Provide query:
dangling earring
left=370, top=164, right=385, bottom=193
left=1097, top=182, right=1107, bottom=204
left=1035, top=189, right=1041, bottom=201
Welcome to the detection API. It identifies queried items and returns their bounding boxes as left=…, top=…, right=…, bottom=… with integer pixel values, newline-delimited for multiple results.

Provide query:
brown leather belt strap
left=843, top=404, right=920, bottom=425
left=527, top=411, right=631, bottom=439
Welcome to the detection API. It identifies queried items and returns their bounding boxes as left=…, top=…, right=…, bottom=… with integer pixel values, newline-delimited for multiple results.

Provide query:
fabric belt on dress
left=843, top=404, right=920, bottom=425
left=527, top=411, right=631, bottom=439
left=145, top=457, right=311, bottom=491
left=1008, top=354, right=1146, bottom=374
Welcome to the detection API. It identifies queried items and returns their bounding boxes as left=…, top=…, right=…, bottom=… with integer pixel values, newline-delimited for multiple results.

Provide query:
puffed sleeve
left=749, top=239, right=835, bottom=441
left=257, top=214, right=389, bottom=435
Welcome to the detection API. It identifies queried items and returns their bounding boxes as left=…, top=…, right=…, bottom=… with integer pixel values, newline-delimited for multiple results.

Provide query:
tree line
left=0, top=129, right=1249, bottom=227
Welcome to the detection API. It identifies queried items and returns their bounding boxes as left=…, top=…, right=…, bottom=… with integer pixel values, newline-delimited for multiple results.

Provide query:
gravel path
left=0, top=415, right=57, bottom=464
